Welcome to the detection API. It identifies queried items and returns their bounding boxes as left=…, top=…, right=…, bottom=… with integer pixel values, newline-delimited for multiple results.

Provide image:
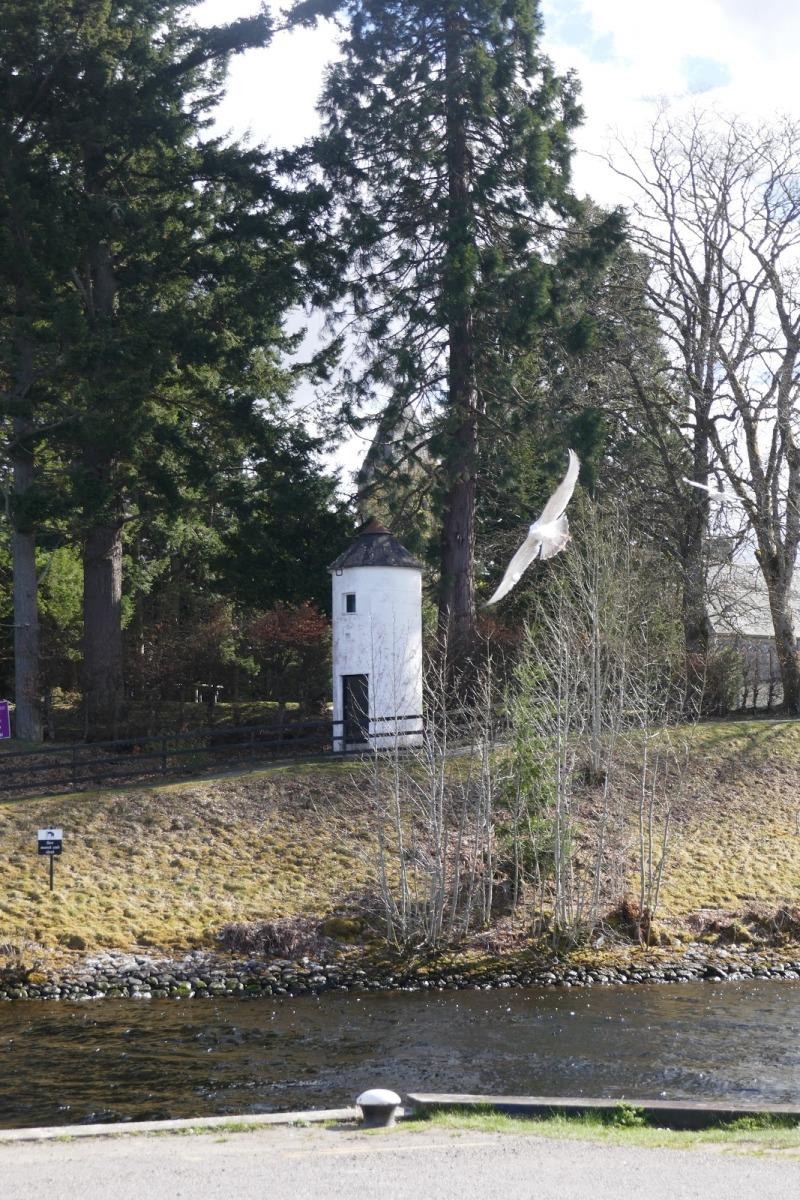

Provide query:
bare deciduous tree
left=613, top=111, right=800, bottom=710
left=359, top=508, right=690, bottom=952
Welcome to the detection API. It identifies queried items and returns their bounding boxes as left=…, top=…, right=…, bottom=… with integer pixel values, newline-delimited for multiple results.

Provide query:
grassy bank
left=659, top=721, right=800, bottom=920
left=1, top=718, right=800, bottom=967
left=0, top=760, right=374, bottom=958
left=402, top=1108, right=800, bottom=1156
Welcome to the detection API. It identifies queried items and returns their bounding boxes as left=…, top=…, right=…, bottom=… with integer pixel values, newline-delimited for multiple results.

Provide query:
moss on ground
left=3, top=717, right=800, bottom=966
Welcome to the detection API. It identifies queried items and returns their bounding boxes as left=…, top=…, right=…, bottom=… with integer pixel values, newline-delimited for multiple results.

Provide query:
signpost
left=38, top=828, right=63, bottom=892
left=0, top=701, right=10, bottom=740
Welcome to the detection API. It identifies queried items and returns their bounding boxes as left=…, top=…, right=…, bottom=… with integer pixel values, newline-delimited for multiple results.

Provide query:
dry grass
left=3, top=718, right=800, bottom=967
left=659, top=720, right=800, bottom=921
left=0, top=761, right=374, bottom=962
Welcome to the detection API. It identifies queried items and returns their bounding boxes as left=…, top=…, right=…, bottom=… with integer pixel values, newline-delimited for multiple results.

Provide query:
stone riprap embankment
left=2, top=943, right=800, bottom=1001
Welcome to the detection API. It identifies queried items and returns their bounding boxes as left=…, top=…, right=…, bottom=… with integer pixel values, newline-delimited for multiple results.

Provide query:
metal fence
left=0, top=714, right=425, bottom=800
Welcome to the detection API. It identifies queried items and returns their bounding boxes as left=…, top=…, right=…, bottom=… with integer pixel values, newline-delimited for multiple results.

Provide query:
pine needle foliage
left=293, top=0, right=623, bottom=656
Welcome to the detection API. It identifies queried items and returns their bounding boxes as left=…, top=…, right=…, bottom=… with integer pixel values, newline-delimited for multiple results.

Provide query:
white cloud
left=543, top=0, right=800, bottom=205
left=717, top=0, right=800, bottom=50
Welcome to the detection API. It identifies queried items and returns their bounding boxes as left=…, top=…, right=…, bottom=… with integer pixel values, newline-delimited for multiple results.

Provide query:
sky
left=197, top=0, right=800, bottom=198
left=194, top=0, right=800, bottom=486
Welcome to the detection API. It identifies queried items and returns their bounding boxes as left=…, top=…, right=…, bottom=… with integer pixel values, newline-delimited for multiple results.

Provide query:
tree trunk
left=10, top=415, right=42, bottom=742
left=439, top=373, right=479, bottom=662
left=439, top=7, right=478, bottom=664
left=681, top=433, right=713, bottom=706
left=80, top=230, right=126, bottom=738
left=681, top=498, right=713, bottom=698
left=83, top=522, right=124, bottom=738
left=763, top=559, right=800, bottom=713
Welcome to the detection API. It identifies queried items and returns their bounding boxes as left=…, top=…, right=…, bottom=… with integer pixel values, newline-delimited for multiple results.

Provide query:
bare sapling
left=506, top=502, right=686, bottom=946
left=629, top=639, right=690, bottom=943
left=361, top=641, right=509, bottom=950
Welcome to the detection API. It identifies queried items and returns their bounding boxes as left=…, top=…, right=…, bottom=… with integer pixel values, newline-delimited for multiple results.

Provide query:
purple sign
left=0, top=701, right=10, bottom=740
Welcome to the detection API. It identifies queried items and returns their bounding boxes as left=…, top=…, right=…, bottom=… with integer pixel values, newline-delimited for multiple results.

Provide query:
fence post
left=71, top=744, right=78, bottom=791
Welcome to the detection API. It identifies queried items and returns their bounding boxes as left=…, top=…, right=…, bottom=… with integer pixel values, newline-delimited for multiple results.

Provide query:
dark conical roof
left=328, top=520, right=423, bottom=572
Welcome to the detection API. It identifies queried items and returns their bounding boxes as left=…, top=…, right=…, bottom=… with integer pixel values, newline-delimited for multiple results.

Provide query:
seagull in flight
left=682, top=477, right=743, bottom=504
left=486, top=449, right=580, bottom=606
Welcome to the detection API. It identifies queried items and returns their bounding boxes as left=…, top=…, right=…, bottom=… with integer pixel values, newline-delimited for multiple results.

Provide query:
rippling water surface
left=2, top=980, right=800, bottom=1128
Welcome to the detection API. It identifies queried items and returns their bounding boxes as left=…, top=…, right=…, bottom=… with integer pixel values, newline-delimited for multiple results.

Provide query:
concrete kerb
left=406, top=1093, right=800, bottom=1131
left=5, top=1093, right=800, bottom=1143
left=0, top=1107, right=365, bottom=1144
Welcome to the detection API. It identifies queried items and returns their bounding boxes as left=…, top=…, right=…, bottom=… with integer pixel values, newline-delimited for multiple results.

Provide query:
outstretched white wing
left=683, top=476, right=721, bottom=496
left=536, top=449, right=581, bottom=525
left=486, top=530, right=546, bottom=606
left=682, top=477, right=742, bottom=504
left=486, top=450, right=580, bottom=606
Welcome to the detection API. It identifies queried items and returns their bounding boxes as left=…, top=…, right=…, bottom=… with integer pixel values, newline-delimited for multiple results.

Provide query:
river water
left=2, top=980, right=800, bottom=1129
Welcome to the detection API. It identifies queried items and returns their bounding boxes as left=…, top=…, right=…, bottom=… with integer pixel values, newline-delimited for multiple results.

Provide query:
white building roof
left=708, top=558, right=800, bottom=640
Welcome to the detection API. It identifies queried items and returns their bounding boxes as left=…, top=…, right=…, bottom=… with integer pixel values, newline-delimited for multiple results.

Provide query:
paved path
left=2, top=1125, right=800, bottom=1200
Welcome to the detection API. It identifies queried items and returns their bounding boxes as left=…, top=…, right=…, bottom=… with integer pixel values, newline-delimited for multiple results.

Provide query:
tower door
left=342, top=673, right=369, bottom=745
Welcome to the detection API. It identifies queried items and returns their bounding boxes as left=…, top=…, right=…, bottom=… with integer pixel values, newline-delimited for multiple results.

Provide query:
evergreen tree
left=477, top=221, right=688, bottom=620
left=0, top=0, right=335, bottom=735
left=0, top=77, right=72, bottom=740
left=210, top=418, right=353, bottom=616
left=294, top=0, right=622, bottom=661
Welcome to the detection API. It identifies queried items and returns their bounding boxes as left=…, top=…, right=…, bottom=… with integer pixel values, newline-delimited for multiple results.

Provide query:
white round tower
left=329, top=521, right=423, bottom=750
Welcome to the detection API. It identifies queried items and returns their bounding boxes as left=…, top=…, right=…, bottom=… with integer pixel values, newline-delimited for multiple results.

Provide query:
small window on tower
left=344, top=593, right=357, bottom=614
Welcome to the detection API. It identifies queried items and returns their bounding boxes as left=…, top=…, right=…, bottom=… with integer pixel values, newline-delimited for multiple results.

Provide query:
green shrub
left=606, top=1103, right=647, bottom=1128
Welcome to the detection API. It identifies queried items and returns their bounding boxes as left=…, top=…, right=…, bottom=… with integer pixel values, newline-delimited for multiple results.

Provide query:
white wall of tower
left=331, top=564, right=423, bottom=749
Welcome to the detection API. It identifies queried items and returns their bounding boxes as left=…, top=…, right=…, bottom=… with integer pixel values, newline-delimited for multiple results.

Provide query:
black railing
left=0, top=714, right=425, bottom=799
left=335, top=712, right=424, bottom=747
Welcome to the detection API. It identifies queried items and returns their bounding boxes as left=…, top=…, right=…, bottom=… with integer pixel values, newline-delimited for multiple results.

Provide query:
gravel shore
left=3, top=942, right=800, bottom=1002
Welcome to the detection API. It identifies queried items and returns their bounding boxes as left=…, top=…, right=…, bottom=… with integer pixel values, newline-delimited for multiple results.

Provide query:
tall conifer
left=1, top=0, right=332, bottom=734
left=296, top=0, right=621, bottom=658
